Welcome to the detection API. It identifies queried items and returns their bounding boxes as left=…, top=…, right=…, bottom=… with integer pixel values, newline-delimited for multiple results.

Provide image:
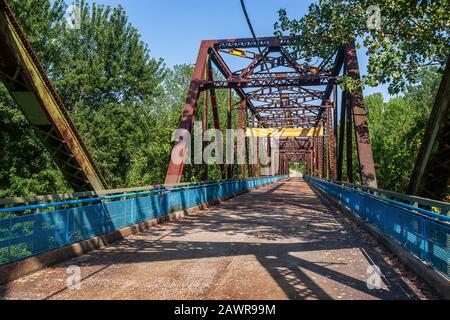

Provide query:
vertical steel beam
left=277, top=153, right=281, bottom=175
left=311, top=137, right=316, bottom=176
left=238, top=100, right=247, bottom=178
left=315, top=136, right=319, bottom=177
left=227, top=88, right=233, bottom=179
left=267, top=135, right=271, bottom=176
left=346, top=93, right=353, bottom=183
left=285, top=156, right=289, bottom=175
left=331, top=86, right=338, bottom=179
left=165, top=41, right=210, bottom=184
left=271, top=137, right=279, bottom=177
left=318, top=132, right=324, bottom=179
left=337, top=89, right=347, bottom=181
left=345, top=41, right=377, bottom=187
left=250, top=112, right=255, bottom=177
left=326, top=118, right=330, bottom=179
left=201, top=89, right=209, bottom=181
left=207, top=58, right=226, bottom=179
left=306, top=152, right=312, bottom=176
left=283, top=154, right=288, bottom=175
left=316, top=136, right=319, bottom=178
left=256, top=125, right=260, bottom=177
left=305, top=153, right=309, bottom=176
left=408, top=56, right=450, bottom=200
left=333, top=84, right=339, bottom=151
left=246, top=110, right=252, bottom=178
left=326, top=103, right=335, bottom=180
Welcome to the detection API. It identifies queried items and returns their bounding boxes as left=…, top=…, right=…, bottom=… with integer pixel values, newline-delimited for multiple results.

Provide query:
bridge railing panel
left=0, top=176, right=288, bottom=266
left=306, top=176, right=450, bottom=280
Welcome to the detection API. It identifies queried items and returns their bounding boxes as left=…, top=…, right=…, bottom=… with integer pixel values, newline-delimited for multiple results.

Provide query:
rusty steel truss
left=2, top=0, right=449, bottom=201
left=0, top=0, right=106, bottom=192
left=408, top=56, right=450, bottom=201
left=165, top=36, right=378, bottom=187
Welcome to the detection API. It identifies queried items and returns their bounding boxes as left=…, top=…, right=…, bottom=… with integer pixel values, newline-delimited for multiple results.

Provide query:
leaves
left=274, top=0, right=450, bottom=94
left=366, top=68, right=441, bottom=192
left=1, top=1, right=184, bottom=195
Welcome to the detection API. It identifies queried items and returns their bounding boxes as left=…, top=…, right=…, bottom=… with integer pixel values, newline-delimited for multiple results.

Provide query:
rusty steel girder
left=326, top=102, right=336, bottom=180
left=165, top=36, right=377, bottom=186
left=0, top=0, right=106, bottom=191
left=344, top=41, right=377, bottom=188
left=203, top=76, right=328, bottom=90
left=408, top=56, right=450, bottom=201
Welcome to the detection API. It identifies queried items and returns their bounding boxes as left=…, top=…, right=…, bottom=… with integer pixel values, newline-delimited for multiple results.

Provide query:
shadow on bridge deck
left=0, top=178, right=432, bottom=300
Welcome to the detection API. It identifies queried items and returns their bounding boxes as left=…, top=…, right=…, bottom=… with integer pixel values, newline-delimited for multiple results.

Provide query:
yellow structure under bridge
left=245, top=127, right=324, bottom=138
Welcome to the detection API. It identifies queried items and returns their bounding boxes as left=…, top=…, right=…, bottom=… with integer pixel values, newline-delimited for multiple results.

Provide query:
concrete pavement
left=0, top=178, right=433, bottom=300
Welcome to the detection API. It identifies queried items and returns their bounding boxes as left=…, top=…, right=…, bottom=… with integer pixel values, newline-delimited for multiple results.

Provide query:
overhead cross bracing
left=165, top=36, right=377, bottom=187
left=207, top=36, right=337, bottom=129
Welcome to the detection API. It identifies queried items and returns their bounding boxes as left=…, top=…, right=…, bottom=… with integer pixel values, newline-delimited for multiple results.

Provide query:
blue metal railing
left=0, top=175, right=287, bottom=265
left=305, top=176, right=450, bottom=280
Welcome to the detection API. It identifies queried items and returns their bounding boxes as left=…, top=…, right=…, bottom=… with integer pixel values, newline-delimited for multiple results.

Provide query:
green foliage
left=366, top=68, right=441, bottom=192
left=53, top=0, right=165, bottom=111
left=274, top=1, right=447, bottom=191
left=125, top=64, right=195, bottom=186
left=274, top=0, right=449, bottom=94
left=0, top=0, right=189, bottom=195
left=50, top=0, right=167, bottom=188
left=0, top=0, right=69, bottom=197
left=7, top=0, right=67, bottom=70
left=289, top=163, right=306, bottom=175
left=1, top=0, right=443, bottom=199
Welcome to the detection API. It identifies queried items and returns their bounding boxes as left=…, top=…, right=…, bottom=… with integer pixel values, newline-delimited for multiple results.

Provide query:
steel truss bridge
left=0, top=0, right=449, bottom=300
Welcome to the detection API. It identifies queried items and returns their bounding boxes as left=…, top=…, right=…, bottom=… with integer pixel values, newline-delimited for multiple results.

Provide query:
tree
left=1, top=0, right=168, bottom=194
left=126, top=65, right=195, bottom=186
left=0, top=0, right=69, bottom=197
left=49, top=1, right=166, bottom=188
left=52, top=0, right=165, bottom=111
left=274, top=0, right=449, bottom=94
left=366, top=68, right=441, bottom=192
left=1, top=1, right=241, bottom=196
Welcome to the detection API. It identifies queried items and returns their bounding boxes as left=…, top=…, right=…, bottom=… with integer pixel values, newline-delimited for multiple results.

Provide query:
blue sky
left=83, top=0, right=391, bottom=99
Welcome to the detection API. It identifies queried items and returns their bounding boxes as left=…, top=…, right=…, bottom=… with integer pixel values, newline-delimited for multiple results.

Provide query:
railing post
left=422, top=218, right=430, bottom=264
left=7, top=212, right=12, bottom=262
left=65, top=210, right=70, bottom=244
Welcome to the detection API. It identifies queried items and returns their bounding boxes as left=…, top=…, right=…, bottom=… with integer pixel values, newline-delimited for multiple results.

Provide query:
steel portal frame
left=165, top=36, right=378, bottom=187
left=2, top=0, right=448, bottom=200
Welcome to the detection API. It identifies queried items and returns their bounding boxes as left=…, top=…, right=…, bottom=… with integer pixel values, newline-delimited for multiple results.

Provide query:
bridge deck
left=0, top=178, right=431, bottom=300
